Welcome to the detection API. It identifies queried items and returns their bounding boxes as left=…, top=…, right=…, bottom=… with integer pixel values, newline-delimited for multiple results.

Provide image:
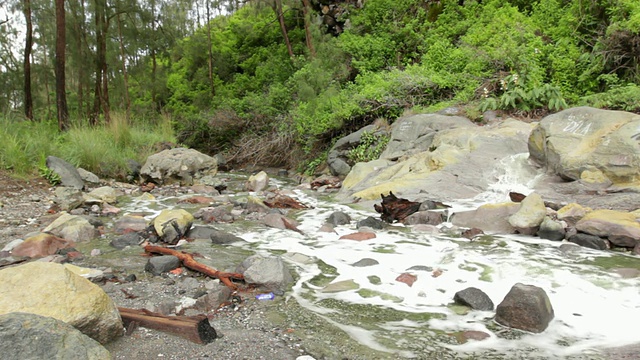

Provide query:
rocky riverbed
left=1, top=169, right=639, bottom=360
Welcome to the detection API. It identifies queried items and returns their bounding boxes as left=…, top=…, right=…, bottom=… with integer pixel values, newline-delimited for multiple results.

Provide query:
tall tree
left=91, top=0, right=110, bottom=124
left=23, top=0, right=34, bottom=120
left=54, top=0, right=69, bottom=131
left=272, top=0, right=294, bottom=60
left=301, top=0, right=315, bottom=57
left=205, top=0, right=215, bottom=96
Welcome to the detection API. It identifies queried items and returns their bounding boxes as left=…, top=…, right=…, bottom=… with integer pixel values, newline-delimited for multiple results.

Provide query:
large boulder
left=245, top=171, right=269, bottom=192
left=46, top=156, right=84, bottom=190
left=140, top=148, right=217, bottom=185
left=0, top=312, right=111, bottom=360
left=495, top=283, right=554, bottom=333
left=0, top=262, right=123, bottom=344
left=339, top=118, right=534, bottom=201
left=575, top=209, right=640, bottom=248
left=43, top=212, right=98, bottom=243
left=528, top=107, right=640, bottom=186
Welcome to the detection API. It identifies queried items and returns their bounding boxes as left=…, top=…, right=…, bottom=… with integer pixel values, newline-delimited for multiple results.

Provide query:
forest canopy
left=1, top=0, right=639, bottom=175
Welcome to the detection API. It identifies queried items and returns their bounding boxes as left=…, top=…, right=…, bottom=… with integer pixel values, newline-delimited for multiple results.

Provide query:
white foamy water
left=239, top=190, right=640, bottom=358
left=126, top=164, right=640, bottom=358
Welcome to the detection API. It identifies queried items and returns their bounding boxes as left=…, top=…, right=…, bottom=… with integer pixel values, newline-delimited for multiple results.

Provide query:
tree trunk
left=116, top=12, right=131, bottom=119
left=205, top=0, right=215, bottom=97
left=23, top=0, right=34, bottom=120
left=301, top=0, right=316, bottom=58
left=272, top=0, right=294, bottom=60
left=91, top=0, right=109, bottom=125
left=54, top=0, right=69, bottom=131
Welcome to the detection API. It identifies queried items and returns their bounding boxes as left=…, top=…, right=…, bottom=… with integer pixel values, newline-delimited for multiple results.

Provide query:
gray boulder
left=186, top=226, right=245, bottom=244
left=339, top=119, right=535, bottom=202
left=46, top=156, right=84, bottom=190
left=152, top=209, right=194, bottom=245
left=245, top=171, right=269, bottom=192
left=140, top=147, right=217, bottom=185
left=528, top=107, right=640, bottom=186
left=53, top=187, right=84, bottom=211
left=451, top=203, right=520, bottom=234
left=495, top=283, right=554, bottom=333
left=403, top=210, right=444, bottom=226
left=326, top=211, right=351, bottom=226
left=0, top=312, right=111, bottom=360
left=237, top=255, right=293, bottom=295
left=77, top=168, right=100, bottom=184
left=508, top=193, right=547, bottom=235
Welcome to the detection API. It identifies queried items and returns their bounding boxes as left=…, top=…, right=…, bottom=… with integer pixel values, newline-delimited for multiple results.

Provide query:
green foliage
left=346, top=131, right=390, bottom=164
left=480, top=73, right=567, bottom=113
left=580, top=84, right=640, bottom=113
left=38, top=158, right=61, bottom=186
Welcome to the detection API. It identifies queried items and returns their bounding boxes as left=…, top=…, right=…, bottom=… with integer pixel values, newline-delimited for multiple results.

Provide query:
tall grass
left=0, top=112, right=176, bottom=180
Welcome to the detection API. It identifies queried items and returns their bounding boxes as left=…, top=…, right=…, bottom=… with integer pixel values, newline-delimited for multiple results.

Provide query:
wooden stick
left=144, top=245, right=244, bottom=289
left=118, top=307, right=217, bottom=344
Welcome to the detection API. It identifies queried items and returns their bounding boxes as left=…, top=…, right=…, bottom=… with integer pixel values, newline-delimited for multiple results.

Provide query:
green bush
left=347, top=131, right=390, bottom=164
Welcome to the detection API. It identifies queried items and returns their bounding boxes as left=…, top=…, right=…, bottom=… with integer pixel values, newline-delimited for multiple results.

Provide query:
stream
left=87, top=155, right=640, bottom=359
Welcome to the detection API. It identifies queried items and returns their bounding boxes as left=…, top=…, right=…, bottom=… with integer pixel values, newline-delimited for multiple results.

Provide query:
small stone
left=352, top=258, right=379, bottom=267
left=145, top=256, right=181, bottom=276
left=395, top=273, right=417, bottom=287
left=454, top=287, right=494, bottom=311
left=339, top=232, right=376, bottom=241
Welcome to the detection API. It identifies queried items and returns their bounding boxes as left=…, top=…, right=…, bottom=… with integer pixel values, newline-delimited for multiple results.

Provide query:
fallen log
left=373, top=191, right=421, bottom=223
left=144, top=245, right=244, bottom=289
left=118, top=307, right=217, bottom=344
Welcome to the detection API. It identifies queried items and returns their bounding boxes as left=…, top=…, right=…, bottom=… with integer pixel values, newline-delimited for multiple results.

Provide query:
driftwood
left=144, top=245, right=244, bottom=289
left=264, top=194, right=309, bottom=209
left=373, top=191, right=421, bottom=223
left=118, top=307, right=217, bottom=344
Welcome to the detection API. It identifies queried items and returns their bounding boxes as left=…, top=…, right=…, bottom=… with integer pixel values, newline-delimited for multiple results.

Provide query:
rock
left=0, top=312, right=111, bottom=360
left=193, top=205, right=235, bottom=223
left=318, top=223, right=336, bottom=232
left=187, top=226, right=245, bottom=244
left=451, top=202, right=520, bottom=234
left=575, top=209, right=640, bottom=248
left=145, top=255, right=181, bottom=275
left=110, top=232, right=143, bottom=249
left=140, top=148, right=217, bottom=185
left=352, top=258, right=379, bottom=267
left=194, top=284, right=232, bottom=312
left=495, top=283, right=554, bottom=333
left=326, top=211, right=351, bottom=226
left=453, top=330, right=491, bottom=344
left=64, top=264, right=105, bottom=283
left=152, top=209, right=194, bottom=245
left=321, top=279, right=359, bottom=293
left=53, top=186, right=84, bottom=211
left=310, top=175, right=341, bottom=190
left=244, top=196, right=270, bottom=214
left=403, top=210, right=444, bottom=225
left=356, top=216, right=386, bottom=230
left=77, top=168, right=101, bottom=184
left=339, top=119, right=534, bottom=201
left=85, top=186, right=121, bottom=205
left=114, top=215, right=148, bottom=234
left=11, top=233, right=75, bottom=258
left=46, top=156, right=84, bottom=190
left=246, top=171, right=269, bottom=192
left=236, top=255, right=293, bottom=295
left=42, top=212, right=98, bottom=243
left=395, top=273, right=417, bottom=287
left=461, top=228, right=484, bottom=239
left=528, top=107, right=640, bottom=186
left=537, top=216, right=566, bottom=241
left=0, top=262, right=123, bottom=344
left=262, top=213, right=302, bottom=233
left=453, top=287, right=494, bottom=311
left=508, top=193, right=546, bottom=235
left=568, top=233, right=609, bottom=250
left=340, top=231, right=376, bottom=241
left=126, top=159, right=142, bottom=178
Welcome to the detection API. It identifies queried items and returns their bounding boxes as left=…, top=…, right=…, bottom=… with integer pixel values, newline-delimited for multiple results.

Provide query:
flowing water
left=112, top=157, right=640, bottom=359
